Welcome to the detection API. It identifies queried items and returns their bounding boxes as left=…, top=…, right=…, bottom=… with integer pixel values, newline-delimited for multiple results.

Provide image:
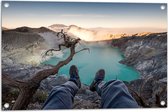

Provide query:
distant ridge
left=48, top=24, right=68, bottom=32
left=4, top=24, right=167, bottom=41
left=8, top=26, right=54, bottom=33
left=49, top=24, right=67, bottom=28
left=2, top=27, right=9, bottom=31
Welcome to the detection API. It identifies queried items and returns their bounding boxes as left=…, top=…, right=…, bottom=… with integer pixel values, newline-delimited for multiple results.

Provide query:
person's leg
left=98, top=80, right=139, bottom=108
left=90, top=69, right=139, bottom=108
left=43, top=65, right=81, bottom=109
left=42, top=81, right=78, bottom=109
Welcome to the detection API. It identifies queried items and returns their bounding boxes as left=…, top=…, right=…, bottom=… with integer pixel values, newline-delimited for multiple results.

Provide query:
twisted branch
left=2, top=74, right=25, bottom=88
left=2, top=31, right=87, bottom=110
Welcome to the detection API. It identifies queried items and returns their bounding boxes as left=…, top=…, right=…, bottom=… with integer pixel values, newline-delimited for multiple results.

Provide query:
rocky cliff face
left=2, top=26, right=100, bottom=110
left=111, top=32, right=167, bottom=107
left=2, top=27, right=64, bottom=66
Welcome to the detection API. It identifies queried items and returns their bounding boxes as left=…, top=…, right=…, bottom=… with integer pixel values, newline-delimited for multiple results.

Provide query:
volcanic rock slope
left=2, top=26, right=65, bottom=66
left=111, top=32, right=167, bottom=107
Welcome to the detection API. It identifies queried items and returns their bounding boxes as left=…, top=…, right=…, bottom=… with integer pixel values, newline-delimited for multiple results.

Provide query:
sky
left=2, top=1, right=167, bottom=30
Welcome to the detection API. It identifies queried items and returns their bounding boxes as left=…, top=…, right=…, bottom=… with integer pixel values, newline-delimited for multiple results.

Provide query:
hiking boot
left=90, top=69, right=105, bottom=91
left=69, top=65, right=81, bottom=88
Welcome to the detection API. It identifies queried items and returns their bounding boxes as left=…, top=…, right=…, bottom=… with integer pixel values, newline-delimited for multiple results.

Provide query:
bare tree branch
left=2, top=74, right=25, bottom=88
left=2, top=27, right=92, bottom=110
left=2, top=31, right=84, bottom=110
left=30, top=45, right=76, bottom=83
left=75, top=48, right=90, bottom=54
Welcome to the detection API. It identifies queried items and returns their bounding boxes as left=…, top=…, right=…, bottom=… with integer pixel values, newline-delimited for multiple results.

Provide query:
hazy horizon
left=2, top=24, right=166, bottom=35
left=2, top=24, right=167, bottom=30
left=2, top=1, right=167, bottom=33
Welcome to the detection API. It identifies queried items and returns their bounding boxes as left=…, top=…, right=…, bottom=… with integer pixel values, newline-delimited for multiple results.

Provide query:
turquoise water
left=43, top=43, right=139, bottom=85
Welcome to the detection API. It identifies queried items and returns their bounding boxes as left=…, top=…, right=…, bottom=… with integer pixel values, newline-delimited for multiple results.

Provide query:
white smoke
left=37, top=32, right=65, bottom=62
left=67, top=25, right=121, bottom=41
left=38, top=32, right=64, bottom=49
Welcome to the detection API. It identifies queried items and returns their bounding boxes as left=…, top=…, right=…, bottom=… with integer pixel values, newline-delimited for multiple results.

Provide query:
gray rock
left=40, top=75, right=69, bottom=91
left=112, top=32, right=167, bottom=107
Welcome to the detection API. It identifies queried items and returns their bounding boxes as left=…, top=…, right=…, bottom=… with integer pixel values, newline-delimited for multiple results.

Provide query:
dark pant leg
left=96, top=80, right=139, bottom=108
left=42, top=81, right=79, bottom=109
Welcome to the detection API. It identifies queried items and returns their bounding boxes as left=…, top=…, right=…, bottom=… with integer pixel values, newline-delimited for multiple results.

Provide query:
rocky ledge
left=2, top=67, right=100, bottom=110
left=111, top=32, right=167, bottom=107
